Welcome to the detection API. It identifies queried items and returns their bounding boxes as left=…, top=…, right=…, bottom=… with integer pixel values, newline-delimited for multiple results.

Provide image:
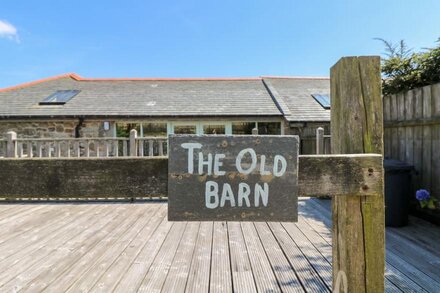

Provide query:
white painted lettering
left=220, top=183, right=236, bottom=207
left=198, top=152, right=213, bottom=175
left=259, top=155, right=271, bottom=175
left=255, top=183, right=269, bottom=207
left=181, top=143, right=202, bottom=174
left=273, top=155, right=287, bottom=177
left=238, top=183, right=251, bottom=207
left=236, top=148, right=257, bottom=175
left=205, top=181, right=219, bottom=209
left=213, top=154, right=226, bottom=176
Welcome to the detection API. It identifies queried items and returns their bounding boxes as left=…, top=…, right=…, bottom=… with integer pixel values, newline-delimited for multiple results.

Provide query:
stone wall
left=0, top=121, right=76, bottom=138
left=0, top=120, right=114, bottom=139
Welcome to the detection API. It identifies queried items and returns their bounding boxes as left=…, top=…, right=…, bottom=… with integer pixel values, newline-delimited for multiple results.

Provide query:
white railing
left=1, top=129, right=167, bottom=158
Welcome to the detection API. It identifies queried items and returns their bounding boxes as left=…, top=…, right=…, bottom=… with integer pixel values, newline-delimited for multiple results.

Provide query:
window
left=174, top=125, right=196, bottom=134
left=142, top=123, right=167, bottom=137
left=116, top=123, right=141, bottom=137
left=232, top=122, right=256, bottom=135
left=258, top=122, right=281, bottom=135
left=312, top=94, right=331, bottom=109
left=203, top=124, right=225, bottom=135
left=39, top=90, right=80, bottom=105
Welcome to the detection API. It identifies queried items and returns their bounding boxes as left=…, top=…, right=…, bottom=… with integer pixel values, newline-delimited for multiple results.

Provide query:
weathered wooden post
left=6, top=131, right=17, bottom=158
left=316, top=127, right=324, bottom=154
left=129, top=129, right=137, bottom=157
left=330, top=56, right=384, bottom=292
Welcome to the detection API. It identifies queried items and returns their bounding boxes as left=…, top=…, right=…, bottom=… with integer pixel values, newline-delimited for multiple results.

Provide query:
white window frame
left=169, top=122, right=232, bottom=135
left=115, top=120, right=283, bottom=137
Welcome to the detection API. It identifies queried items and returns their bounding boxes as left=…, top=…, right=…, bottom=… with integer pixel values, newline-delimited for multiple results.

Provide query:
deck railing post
left=316, top=127, right=324, bottom=154
left=330, top=56, right=384, bottom=292
left=6, top=131, right=17, bottom=158
left=129, top=129, right=137, bottom=157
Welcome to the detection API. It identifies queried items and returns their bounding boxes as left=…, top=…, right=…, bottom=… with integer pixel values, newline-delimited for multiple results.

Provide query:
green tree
left=377, top=38, right=440, bottom=96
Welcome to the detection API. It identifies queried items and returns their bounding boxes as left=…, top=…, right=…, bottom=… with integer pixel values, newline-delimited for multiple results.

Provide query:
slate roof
left=0, top=74, right=330, bottom=121
left=263, top=77, right=330, bottom=122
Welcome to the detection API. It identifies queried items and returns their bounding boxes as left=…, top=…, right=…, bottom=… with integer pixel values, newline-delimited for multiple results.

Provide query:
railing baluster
left=114, top=140, right=119, bottom=157
left=149, top=140, right=154, bottom=157
left=85, top=140, right=90, bottom=157
left=37, top=142, right=43, bottom=158
left=138, top=139, right=144, bottom=157
left=27, top=142, right=33, bottom=158
left=159, top=140, right=164, bottom=156
left=75, top=141, right=81, bottom=157
left=17, top=142, right=23, bottom=158
left=55, top=141, right=61, bottom=157
left=66, top=141, right=71, bottom=157
left=105, top=141, right=109, bottom=157
left=123, top=140, right=127, bottom=157
left=48, top=141, right=52, bottom=158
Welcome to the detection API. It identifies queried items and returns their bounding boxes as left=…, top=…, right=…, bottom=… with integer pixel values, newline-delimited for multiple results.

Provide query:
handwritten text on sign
left=168, top=135, right=299, bottom=221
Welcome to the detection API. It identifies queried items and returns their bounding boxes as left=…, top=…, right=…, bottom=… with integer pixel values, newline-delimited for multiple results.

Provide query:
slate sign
left=168, top=135, right=299, bottom=222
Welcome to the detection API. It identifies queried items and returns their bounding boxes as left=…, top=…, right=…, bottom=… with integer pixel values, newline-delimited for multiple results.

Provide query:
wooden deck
left=0, top=198, right=439, bottom=292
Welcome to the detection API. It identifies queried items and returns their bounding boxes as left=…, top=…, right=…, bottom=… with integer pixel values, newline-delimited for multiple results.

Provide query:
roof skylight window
left=39, top=90, right=80, bottom=105
left=312, top=94, right=330, bottom=109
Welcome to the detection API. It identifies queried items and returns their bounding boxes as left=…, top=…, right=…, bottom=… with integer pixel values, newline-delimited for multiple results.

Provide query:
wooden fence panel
left=432, top=84, right=440, bottom=198
left=384, top=82, right=440, bottom=202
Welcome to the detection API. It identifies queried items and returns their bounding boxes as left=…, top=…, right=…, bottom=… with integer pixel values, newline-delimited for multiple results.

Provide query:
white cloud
left=0, top=20, right=19, bottom=42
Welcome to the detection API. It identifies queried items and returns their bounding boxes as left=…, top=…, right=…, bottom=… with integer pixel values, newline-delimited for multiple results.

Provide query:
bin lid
left=384, top=159, right=414, bottom=171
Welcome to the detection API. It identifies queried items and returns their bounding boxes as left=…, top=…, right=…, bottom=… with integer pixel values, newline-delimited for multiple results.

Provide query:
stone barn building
left=0, top=73, right=330, bottom=154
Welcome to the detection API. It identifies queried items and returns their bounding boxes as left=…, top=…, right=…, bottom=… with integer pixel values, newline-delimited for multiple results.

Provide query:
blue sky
left=1, top=0, right=439, bottom=88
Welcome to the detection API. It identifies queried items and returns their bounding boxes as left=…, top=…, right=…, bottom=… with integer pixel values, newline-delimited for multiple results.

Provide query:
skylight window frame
left=39, top=90, right=80, bottom=105
left=312, top=94, right=331, bottom=109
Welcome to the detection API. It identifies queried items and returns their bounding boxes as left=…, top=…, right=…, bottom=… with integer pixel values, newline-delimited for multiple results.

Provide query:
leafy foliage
left=377, top=38, right=440, bottom=96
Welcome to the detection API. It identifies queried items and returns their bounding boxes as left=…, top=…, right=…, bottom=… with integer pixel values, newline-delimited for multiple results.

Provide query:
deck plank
left=227, top=222, right=258, bottom=293
left=64, top=204, right=156, bottom=293
left=0, top=204, right=45, bottom=223
left=0, top=204, right=94, bottom=271
left=29, top=204, right=160, bottom=292
left=0, top=205, right=66, bottom=245
left=254, top=222, right=304, bottom=293
left=20, top=204, right=136, bottom=293
left=161, top=222, right=200, bottom=293
left=113, top=211, right=173, bottom=293
left=0, top=204, right=112, bottom=291
left=185, top=222, right=213, bottom=293
left=241, top=222, right=281, bottom=293
left=136, top=222, right=187, bottom=293
left=281, top=222, right=332, bottom=289
left=209, top=222, right=233, bottom=293
left=90, top=204, right=166, bottom=293
left=270, top=222, right=330, bottom=292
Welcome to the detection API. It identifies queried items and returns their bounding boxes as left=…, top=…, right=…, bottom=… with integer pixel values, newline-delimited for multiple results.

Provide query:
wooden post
left=316, top=127, right=324, bottom=154
left=330, top=56, right=384, bottom=292
left=129, top=129, right=137, bottom=157
left=6, top=131, right=17, bottom=158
